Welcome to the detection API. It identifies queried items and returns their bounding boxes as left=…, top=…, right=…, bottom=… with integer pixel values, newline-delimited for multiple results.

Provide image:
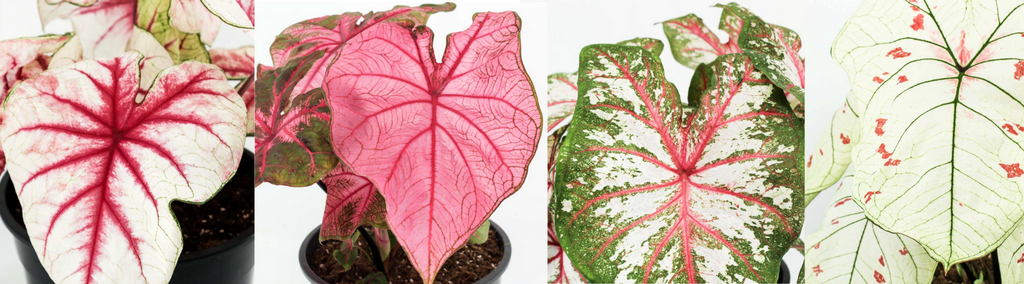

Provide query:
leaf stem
left=357, top=226, right=387, bottom=276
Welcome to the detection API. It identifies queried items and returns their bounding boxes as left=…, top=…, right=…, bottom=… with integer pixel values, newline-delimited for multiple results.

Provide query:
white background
left=548, top=0, right=810, bottom=282
left=253, top=1, right=548, bottom=283
left=0, top=1, right=253, bottom=283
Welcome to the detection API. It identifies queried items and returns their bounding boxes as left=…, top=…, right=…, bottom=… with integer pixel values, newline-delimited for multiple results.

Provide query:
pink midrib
left=571, top=52, right=791, bottom=281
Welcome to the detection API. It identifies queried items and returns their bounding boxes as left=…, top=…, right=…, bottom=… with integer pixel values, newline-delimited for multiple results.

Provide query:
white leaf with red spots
left=803, top=177, right=936, bottom=284
left=831, top=0, right=1024, bottom=265
left=37, top=0, right=135, bottom=59
left=552, top=44, right=802, bottom=283
left=210, top=46, right=254, bottom=80
left=806, top=91, right=861, bottom=204
left=199, top=0, right=254, bottom=29
left=319, top=164, right=385, bottom=243
left=0, top=52, right=246, bottom=284
left=998, top=221, right=1024, bottom=282
left=326, top=12, right=540, bottom=284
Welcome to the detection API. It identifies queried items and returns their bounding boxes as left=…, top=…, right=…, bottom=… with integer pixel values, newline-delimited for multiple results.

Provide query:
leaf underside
left=326, top=12, right=540, bottom=284
left=319, top=164, right=386, bottom=242
left=1, top=52, right=245, bottom=284
left=831, top=0, right=1024, bottom=265
left=552, top=43, right=802, bottom=283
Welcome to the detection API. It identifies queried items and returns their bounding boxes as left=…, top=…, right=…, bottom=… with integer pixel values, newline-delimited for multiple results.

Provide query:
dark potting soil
left=931, top=253, right=997, bottom=284
left=310, top=227, right=503, bottom=284
left=10, top=168, right=254, bottom=254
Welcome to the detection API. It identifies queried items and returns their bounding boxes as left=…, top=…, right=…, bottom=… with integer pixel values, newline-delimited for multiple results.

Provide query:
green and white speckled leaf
left=832, top=0, right=1024, bottom=266
left=806, top=91, right=861, bottom=204
left=999, top=221, right=1024, bottom=282
left=662, top=13, right=740, bottom=69
left=738, top=16, right=805, bottom=115
left=552, top=43, right=802, bottom=283
left=803, top=177, right=936, bottom=284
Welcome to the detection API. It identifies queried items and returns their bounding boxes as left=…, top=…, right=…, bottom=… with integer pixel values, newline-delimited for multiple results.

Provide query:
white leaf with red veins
left=832, top=0, right=1024, bottom=265
left=0, top=52, right=246, bottom=284
left=127, top=28, right=174, bottom=91
left=38, top=0, right=135, bottom=59
left=200, top=0, right=254, bottom=29
left=548, top=219, right=587, bottom=284
left=169, top=0, right=222, bottom=44
left=0, top=34, right=71, bottom=99
left=803, top=178, right=936, bottom=284
left=210, top=46, right=254, bottom=79
left=999, top=222, right=1024, bottom=282
left=546, top=73, right=578, bottom=134
left=49, top=36, right=83, bottom=70
left=326, top=12, right=541, bottom=284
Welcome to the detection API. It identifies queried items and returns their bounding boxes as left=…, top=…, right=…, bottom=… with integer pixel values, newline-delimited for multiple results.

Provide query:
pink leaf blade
left=0, top=52, right=246, bottom=284
left=326, top=12, right=540, bottom=284
left=319, top=164, right=386, bottom=243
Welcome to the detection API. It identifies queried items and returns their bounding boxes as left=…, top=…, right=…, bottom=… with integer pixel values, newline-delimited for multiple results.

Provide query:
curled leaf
left=37, top=0, right=135, bottom=59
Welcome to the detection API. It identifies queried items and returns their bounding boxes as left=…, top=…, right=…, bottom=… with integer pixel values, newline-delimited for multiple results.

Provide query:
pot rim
left=0, top=149, right=256, bottom=262
left=299, top=220, right=512, bottom=284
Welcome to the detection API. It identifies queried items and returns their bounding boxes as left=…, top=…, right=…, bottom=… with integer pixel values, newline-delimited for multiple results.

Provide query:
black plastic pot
left=0, top=150, right=255, bottom=284
left=299, top=221, right=512, bottom=284
left=778, top=259, right=790, bottom=284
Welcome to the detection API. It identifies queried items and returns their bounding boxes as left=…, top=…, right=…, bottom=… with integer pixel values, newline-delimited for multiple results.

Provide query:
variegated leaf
left=552, top=45, right=802, bottom=283
left=803, top=177, right=937, bottom=284
left=237, top=74, right=254, bottom=135
left=662, top=13, right=740, bottom=69
left=137, top=0, right=211, bottom=64
left=37, top=0, right=134, bottom=59
left=319, top=164, right=385, bottom=242
left=0, top=34, right=71, bottom=99
left=254, top=51, right=337, bottom=187
left=199, top=0, right=254, bottom=29
left=806, top=91, right=861, bottom=204
left=832, top=0, right=1024, bottom=265
left=548, top=218, right=587, bottom=284
left=546, top=73, right=578, bottom=134
left=168, top=0, right=221, bottom=44
left=998, top=221, right=1024, bottom=282
left=738, top=16, right=806, bottom=116
left=268, top=3, right=454, bottom=97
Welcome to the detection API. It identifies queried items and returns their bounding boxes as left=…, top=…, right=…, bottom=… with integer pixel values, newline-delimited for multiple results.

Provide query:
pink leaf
left=38, top=0, right=135, bottom=59
left=210, top=46, right=254, bottom=79
left=0, top=52, right=246, bottom=283
left=325, top=12, right=540, bottom=283
left=319, top=164, right=385, bottom=242
left=268, top=3, right=455, bottom=96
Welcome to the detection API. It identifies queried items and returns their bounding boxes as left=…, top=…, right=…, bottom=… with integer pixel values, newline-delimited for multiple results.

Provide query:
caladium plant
left=255, top=4, right=540, bottom=284
left=0, top=0, right=254, bottom=283
left=547, top=4, right=805, bottom=283
left=804, top=0, right=1024, bottom=282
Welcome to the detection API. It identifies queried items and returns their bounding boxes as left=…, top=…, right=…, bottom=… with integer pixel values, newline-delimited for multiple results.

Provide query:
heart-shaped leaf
left=0, top=52, right=246, bottom=283
left=46, top=28, right=175, bottom=91
left=805, top=91, right=861, bottom=204
left=254, top=51, right=337, bottom=187
left=268, top=3, right=455, bottom=97
left=210, top=46, right=254, bottom=80
left=38, top=0, right=135, bottom=59
left=168, top=0, right=221, bottom=44
left=831, top=0, right=1024, bottom=265
left=199, top=0, right=254, bottom=29
left=325, top=12, right=541, bottom=284
left=552, top=45, right=802, bottom=283
left=999, top=221, right=1024, bottom=282
left=319, top=164, right=385, bottom=242
left=332, top=230, right=361, bottom=272
left=803, top=178, right=937, bottom=284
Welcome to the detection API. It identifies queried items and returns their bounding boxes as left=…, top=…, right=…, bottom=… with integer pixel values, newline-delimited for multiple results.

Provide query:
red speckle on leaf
left=1004, top=123, right=1019, bottom=135
left=813, top=243, right=821, bottom=249
left=899, top=247, right=909, bottom=255
left=877, top=144, right=893, bottom=159
left=807, top=156, right=813, bottom=167
left=882, top=72, right=890, bottom=75
left=886, top=47, right=911, bottom=59
left=999, top=163, right=1024, bottom=178
left=911, top=5, right=920, bottom=11
left=958, top=202, right=963, bottom=207
left=1016, top=124, right=1024, bottom=132
left=884, top=159, right=901, bottom=166
left=813, top=265, right=823, bottom=276
left=875, top=119, right=887, bottom=136
left=840, top=133, right=851, bottom=144
left=897, top=75, right=908, bottom=84
left=831, top=219, right=839, bottom=225
left=820, top=149, right=824, bottom=155
left=1017, top=252, right=1023, bottom=263
left=873, top=76, right=884, bottom=83
left=910, top=14, right=924, bottom=31
left=879, top=255, right=885, bottom=266
left=1014, top=61, right=1024, bottom=80
left=864, top=191, right=881, bottom=203
left=874, top=271, right=886, bottom=283
left=909, top=0, right=917, bottom=2
left=836, top=197, right=852, bottom=207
